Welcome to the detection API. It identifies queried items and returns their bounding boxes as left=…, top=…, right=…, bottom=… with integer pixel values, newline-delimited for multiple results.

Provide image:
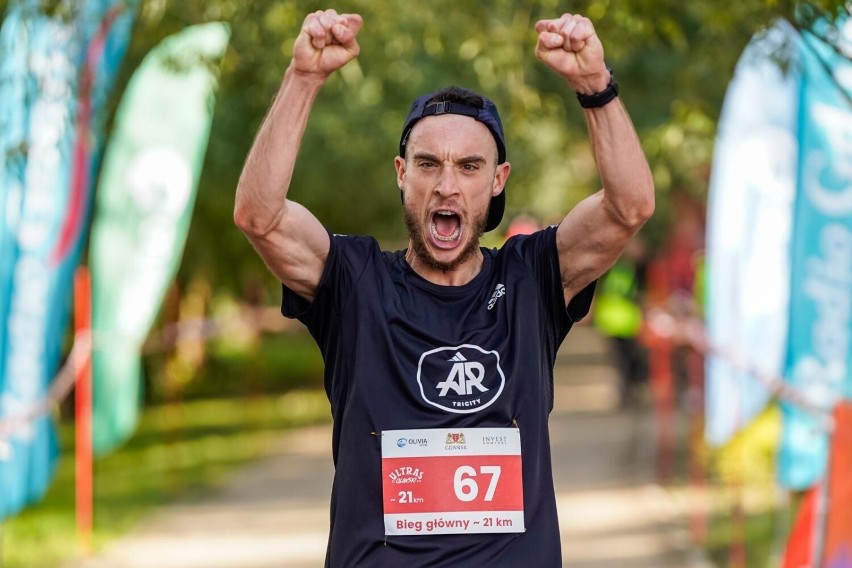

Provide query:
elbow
left=612, top=188, right=655, bottom=232
left=233, top=199, right=255, bottom=235
left=233, top=208, right=250, bottom=235
left=626, top=174, right=656, bottom=229
left=634, top=192, right=655, bottom=228
left=233, top=194, right=280, bottom=239
left=610, top=182, right=656, bottom=233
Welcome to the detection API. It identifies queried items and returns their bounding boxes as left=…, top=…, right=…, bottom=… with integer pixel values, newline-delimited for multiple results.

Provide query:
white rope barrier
left=0, top=305, right=299, bottom=452
left=0, top=331, right=91, bottom=458
left=644, top=307, right=835, bottom=432
left=0, top=301, right=836, bottom=452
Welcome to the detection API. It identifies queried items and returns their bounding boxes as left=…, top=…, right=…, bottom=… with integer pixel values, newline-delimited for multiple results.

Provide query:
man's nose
left=434, top=166, right=459, bottom=197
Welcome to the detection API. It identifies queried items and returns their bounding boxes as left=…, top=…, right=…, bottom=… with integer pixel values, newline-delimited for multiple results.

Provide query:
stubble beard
left=403, top=204, right=487, bottom=273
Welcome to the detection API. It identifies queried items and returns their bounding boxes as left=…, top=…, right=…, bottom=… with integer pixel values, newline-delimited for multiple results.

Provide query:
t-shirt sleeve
left=567, top=278, right=596, bottom=323
left=281, top=233, right=373, bottom=342
left=511, top=226, right=597, bottom=329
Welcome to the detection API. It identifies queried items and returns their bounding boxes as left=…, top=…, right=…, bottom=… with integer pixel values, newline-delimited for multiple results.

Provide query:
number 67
left=453, top=465, right=501, bottom=502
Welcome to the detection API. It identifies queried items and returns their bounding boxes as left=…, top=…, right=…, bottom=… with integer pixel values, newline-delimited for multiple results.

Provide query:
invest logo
left=416, top=345, right=505, bottom=414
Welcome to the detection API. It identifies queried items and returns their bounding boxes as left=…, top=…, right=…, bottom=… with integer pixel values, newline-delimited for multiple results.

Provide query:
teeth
left=434, top=229, right=461, bottom=241
left=430, top=210, right=461, bottom=242
left=431, top=221, right=461, bottom=242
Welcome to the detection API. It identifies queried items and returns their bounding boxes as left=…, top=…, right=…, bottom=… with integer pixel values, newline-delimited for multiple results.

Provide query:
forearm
left=234, top=65, right=325, bottom=236
left=584, top=100, right=655, bottom=230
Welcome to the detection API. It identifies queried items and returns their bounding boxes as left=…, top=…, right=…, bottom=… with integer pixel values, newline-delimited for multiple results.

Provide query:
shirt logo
left=437, top=352, right=487, bottom=396
left=416, top=345, right=506, bottom=414
left=487, top=283, right=506, bottom=310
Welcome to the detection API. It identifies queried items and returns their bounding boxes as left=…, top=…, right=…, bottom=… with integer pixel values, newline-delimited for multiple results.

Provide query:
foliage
left=0, top=0, right=848, bottom=290
left=705, top=506, right=790, bottom=568
left=701, top=404, right=792, bottom=568
left=91, top=0, right=848, bottom=295
left=143, top=326, right=325, bottom=402
left=1, top=390, right=330, bottom=568
left=708, top=404, right=782, bottom=486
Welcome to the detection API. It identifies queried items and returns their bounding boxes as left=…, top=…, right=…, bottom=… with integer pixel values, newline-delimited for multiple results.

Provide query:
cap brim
left=485, top=190, right=505, bottom=232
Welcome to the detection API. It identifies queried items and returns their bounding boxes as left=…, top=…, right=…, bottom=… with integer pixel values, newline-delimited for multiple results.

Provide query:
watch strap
left=576, top=67, right=619, bottom=109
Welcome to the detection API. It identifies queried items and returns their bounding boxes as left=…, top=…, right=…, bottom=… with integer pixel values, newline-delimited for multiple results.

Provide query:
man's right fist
left=292, top=9, right=363, bottom=79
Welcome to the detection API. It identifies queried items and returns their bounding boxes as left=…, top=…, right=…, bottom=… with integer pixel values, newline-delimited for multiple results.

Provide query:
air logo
left=417, top=345, right=505, bottom=414
left=437, top=353, right=487, bottom=396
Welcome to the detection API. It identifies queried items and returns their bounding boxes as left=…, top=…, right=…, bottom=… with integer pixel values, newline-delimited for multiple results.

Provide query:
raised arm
left=534, top=14, right=655, bottom=305
left=234, top=10, right=363, bottom=302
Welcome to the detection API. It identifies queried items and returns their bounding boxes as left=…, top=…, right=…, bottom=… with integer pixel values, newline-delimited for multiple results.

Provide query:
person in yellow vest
left=593, top=236, right=649, bottom=408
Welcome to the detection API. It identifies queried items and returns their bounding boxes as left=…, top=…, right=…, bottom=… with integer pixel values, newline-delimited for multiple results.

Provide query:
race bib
left=381, top=427, right=525, bottom=536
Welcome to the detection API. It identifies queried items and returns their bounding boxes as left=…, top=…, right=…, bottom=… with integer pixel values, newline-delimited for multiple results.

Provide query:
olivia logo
left=417, top=345, right=505, bottom=414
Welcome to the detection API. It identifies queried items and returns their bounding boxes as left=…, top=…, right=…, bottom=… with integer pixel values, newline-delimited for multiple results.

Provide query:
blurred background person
left=504, top=212, right=543, bottom=240
left=593, top=235, right=649, bottom=408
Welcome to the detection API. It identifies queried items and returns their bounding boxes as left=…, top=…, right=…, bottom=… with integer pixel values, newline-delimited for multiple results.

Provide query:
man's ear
left=493, top=161, right=511, bottom=196
left=394, top=155, right=406, bottom=189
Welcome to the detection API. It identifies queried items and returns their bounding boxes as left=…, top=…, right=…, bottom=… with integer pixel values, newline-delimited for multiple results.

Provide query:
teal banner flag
left=0, top=0, right=137, bottom=519
left=89, top=22, right=230, bottom=455
left=780, top=14, right=852, bottom=490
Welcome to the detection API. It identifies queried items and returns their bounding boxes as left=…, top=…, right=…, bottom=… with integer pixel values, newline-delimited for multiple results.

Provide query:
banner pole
left=810, top=413, right=835, bottom=568
left=686, top=345, right=708, bottom=544
left=74, top=266, right=93, bottom=557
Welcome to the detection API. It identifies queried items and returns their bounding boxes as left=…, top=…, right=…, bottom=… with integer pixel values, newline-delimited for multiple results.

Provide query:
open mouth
left=430, top=210, right=462, bottom=245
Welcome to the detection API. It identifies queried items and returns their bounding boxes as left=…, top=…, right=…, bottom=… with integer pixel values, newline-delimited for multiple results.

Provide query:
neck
left=405, top=244, right=484, bottom=286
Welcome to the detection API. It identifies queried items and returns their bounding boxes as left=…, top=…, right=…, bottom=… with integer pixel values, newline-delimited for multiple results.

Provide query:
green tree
left=158, top=0, right=848, bottom=293
left=1, top=0, right=849, bottom=291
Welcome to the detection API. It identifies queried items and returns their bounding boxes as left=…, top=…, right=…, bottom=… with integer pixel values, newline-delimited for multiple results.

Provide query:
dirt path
left=72, top=326, right=711, bottom=568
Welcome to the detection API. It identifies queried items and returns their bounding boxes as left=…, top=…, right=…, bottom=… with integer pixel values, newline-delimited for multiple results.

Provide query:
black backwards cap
left=399, top=88, right=507, bottom=232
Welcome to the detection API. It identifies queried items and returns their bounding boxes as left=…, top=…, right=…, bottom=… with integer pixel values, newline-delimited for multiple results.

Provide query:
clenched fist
left=292, top=9, right=363, bottom=79
left=535, top=14, right=609, bottom=94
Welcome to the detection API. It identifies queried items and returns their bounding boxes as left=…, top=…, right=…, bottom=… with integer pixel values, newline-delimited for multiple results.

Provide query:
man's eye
left=461, top=164, right=479, bottom=172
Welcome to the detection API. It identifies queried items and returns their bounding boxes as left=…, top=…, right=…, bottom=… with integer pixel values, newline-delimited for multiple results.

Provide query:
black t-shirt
left=282, top=226, right=595, bottom=568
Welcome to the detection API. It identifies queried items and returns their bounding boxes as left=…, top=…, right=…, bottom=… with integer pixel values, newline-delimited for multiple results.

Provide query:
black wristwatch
left=576, top=67, right=619, bottom=109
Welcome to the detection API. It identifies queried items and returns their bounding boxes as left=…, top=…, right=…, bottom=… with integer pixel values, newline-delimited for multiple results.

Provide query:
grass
left=705, top=502, right=790, bottom=568
left=0, top=389, right=330, bottom=568
left=665, top=404, right=799, bottom=568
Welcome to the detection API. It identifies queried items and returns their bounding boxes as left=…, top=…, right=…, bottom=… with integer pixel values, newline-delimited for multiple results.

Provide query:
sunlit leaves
left=0, top=0, right=848, bottom=294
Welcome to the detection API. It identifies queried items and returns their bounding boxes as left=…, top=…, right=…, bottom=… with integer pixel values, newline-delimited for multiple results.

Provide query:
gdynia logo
left=417, top=345, right=505, bottom=414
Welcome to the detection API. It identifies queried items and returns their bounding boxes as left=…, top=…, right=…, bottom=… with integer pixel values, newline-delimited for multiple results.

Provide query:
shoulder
left=331, top=232, right=381, bottom=250
left=327, top=233, right=385, bottom=264
left=497, top=225, right=558, bottom=261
